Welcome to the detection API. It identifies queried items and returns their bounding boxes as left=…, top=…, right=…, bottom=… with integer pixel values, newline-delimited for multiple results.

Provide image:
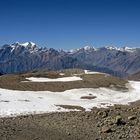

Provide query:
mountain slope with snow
left=0, top=42, right=139, bottom=77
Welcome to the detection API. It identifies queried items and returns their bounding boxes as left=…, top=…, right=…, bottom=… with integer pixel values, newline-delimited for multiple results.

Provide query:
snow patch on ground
left=84, top=70, right=106, bottom=75
left=59, top=73, right=65, bottom=76
left=25, top=76, right=82, bottom=82
left=0, top=81, right=140, bottom=117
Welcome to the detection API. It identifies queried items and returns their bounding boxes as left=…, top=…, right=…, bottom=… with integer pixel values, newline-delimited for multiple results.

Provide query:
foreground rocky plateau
left=1, top=102, right=140, bottom=140
left=0, top=69, right=140, bottom=139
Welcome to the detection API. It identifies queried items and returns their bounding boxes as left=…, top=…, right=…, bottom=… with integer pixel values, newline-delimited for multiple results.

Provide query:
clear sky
left=0, top=0, right=140, bottom=49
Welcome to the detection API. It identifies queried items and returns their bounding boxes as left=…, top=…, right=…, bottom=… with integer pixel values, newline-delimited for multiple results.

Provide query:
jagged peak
left=11, top=41, right=36, bottom=47
left=105, top=46, right=118, bottom=50
left=8, top=42, right=38, bottom=52
left=82, top=45, right=97, bottom=51
left=0, top=42, right=137, bottom=54
left=20, top=42, right=36, bottom=47
left=0, top=42, right=38, bottom=53
left=122, top=46, right=134, bottom=50
left=68, top=45, right=96, bottom=53
left=100, top=46, right=136, bottom=52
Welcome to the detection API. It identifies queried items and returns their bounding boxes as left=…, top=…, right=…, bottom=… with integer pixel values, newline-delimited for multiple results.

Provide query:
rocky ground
left=0, top=69, right=138, bottom=140
left=0, top=101, right=140, bottom=140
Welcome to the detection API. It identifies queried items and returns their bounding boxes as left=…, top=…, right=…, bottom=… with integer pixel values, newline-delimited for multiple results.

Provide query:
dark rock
left=97, top=111, right=102, bottom=116
left=102, top=111, right=108, bottom=118
left=128, top=115, right=136, bottom=120
left=67, top=132, right=71, bottom=136
left=101, top=125, right=112, bottom=133
left=85, top=114, right=90, bottom=119
left=115, top=115, right=125, bottom=125
left=115, top=115, right=122, bottom=123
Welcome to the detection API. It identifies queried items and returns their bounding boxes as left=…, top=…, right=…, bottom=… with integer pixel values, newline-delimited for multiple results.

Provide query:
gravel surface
left=0, top=101, right=140, bottom=140
left=0, top=69, right=136, bottom=139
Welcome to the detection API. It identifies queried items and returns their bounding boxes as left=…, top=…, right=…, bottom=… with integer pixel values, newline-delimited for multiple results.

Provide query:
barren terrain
left=0, top=69, right=139, bottom=140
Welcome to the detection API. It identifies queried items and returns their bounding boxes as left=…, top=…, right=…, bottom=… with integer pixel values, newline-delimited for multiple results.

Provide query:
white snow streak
left=25, top=76, right=82, bottom=82
left=84, top=70, right=105, bottom=75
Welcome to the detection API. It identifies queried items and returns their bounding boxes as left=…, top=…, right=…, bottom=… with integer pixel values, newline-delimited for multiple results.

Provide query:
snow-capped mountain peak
left=103, top=46, right=136, bottom=52
left=11, top=41, right=36, bottom=47
left=105, top=46, right=119, bottom=51
left=68, top=45, right=96, bottom=53
left=83, top=46, right=94, bottom=50
left=0, top=41, right=140, bottom=77
left=122, top=46, right=135, bottom=52
left=10, top=42, right=37, bottom=51
left=20, top=42, right=35, bottom=47
left=5, top=42, right=38, bottom=53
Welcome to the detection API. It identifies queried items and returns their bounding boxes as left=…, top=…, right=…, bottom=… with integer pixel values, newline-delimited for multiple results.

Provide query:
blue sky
left=0, top=0, right=140, bottom=49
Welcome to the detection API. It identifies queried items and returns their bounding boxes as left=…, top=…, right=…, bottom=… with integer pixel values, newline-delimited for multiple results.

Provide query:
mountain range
left=0, top=42, right=140, bottom=77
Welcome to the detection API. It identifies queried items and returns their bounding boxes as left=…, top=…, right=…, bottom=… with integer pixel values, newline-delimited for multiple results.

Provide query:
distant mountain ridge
left=0, top=42, right=140, bottom=77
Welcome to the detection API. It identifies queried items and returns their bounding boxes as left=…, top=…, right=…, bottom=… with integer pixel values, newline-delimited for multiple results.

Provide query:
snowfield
left=0, top=81, right=140, bottom=117
left=25, top=76, right=82, bottom=82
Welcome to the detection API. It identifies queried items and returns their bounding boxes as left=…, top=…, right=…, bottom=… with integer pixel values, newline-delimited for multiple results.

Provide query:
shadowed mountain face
left=0, top=42, right=140, bottom=77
